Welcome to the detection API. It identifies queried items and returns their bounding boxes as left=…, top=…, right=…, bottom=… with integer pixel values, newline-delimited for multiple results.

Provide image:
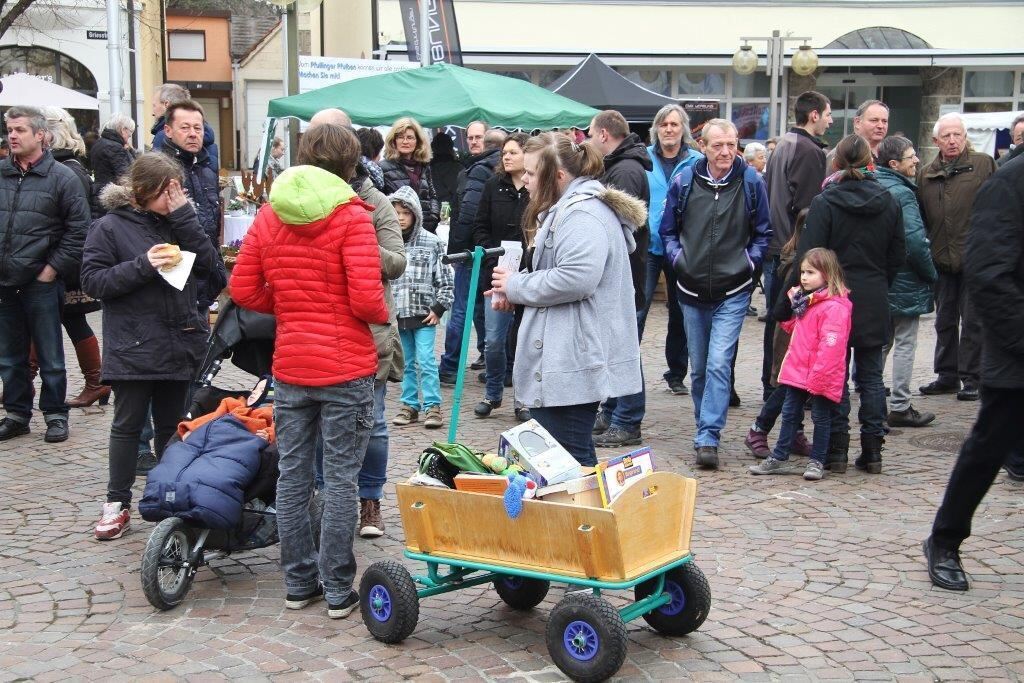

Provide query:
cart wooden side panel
left=395, top=472, right=697, bottom=582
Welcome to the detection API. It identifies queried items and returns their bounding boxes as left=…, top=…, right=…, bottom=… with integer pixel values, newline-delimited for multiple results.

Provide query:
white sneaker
left=94, top=502, right=130, bottom=540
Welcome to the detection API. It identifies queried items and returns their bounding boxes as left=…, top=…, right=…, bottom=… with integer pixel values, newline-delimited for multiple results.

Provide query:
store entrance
left=816, top=69, right=922, bottom=150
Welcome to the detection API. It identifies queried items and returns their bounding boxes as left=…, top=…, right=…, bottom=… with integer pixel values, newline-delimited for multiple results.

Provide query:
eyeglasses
left=397, top=134, right=417, bottom=141
left=900, top=153, right=918, bottom=161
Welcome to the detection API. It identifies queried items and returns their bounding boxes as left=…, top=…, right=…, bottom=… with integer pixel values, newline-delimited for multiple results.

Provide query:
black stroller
left=140, top=300, right=325, bottom=610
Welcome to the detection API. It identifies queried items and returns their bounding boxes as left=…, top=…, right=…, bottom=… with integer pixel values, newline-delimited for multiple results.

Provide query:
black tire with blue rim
left=634, top=562, right=711, bottom=636
left=545, top=593, right=628, bottom=683
left=358, top=560, right=419, bottom=643
left=493, top=576, right=550, bottom=610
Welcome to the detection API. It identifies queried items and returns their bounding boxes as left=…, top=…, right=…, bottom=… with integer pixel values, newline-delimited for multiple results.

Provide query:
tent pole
left=419, top=0, right=430, bottom=66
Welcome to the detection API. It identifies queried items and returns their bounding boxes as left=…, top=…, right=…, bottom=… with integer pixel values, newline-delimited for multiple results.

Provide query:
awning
left=0, top=73, right=99, bottom=110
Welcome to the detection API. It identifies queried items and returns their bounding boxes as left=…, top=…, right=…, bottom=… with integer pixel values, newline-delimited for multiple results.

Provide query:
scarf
left=791, top=286, right=827, bottom=318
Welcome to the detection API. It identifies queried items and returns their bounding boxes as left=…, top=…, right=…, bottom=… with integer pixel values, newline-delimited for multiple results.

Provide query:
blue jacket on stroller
left=140, top=416, right=264, bottom=529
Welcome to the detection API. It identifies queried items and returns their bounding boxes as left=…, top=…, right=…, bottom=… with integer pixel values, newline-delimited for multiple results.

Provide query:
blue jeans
left=833, top=346, right=887, bottom=438
left=274, top=376, right=374, bottom=605
left=439, top=263, right=485, bottom=376
left=772, top=386, right=832, bottom=464
left=600, top=362, right=645, bottom=431
left=760, top=255, right=779, bottom=394
left=315, top=380, right=389, bottom=498
left=681, top=291, right=751, bottom=447
left=400, top=326, right=441, bottom=410
left=0, top=280, right=67, bottom=422
left=639, top=253, right=688, bottom=382
left=483, top=295, right=514, bottom=402
left=530, top=402, right=600, bottom=467
left=753, top=384, right=800, bottom=434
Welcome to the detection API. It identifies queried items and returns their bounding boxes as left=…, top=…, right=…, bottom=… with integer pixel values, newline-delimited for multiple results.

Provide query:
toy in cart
left=356, top=247, right=711, bottom=683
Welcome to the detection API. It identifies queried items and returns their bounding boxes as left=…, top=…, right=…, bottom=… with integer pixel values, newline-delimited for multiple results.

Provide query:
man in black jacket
left=0, top=106, right=91, bottom=443
left=159, top=100, right=226, bottom=311
left=923, top=154, right=1024, bottom=591
left=588, top=109, right=653, bottom=448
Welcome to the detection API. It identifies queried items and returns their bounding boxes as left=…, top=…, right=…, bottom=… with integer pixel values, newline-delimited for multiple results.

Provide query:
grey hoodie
left=505, top=177, right=646, bottom=408
left=388, top=185, right=454, bottom=324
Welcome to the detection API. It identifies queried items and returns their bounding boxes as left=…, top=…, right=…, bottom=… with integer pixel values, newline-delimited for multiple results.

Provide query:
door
left=244, top=80, right=284, bottom=169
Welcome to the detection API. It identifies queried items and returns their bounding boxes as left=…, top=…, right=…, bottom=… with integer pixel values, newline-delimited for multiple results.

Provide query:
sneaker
left=474, top=399, right=501, bottom=417
left=514, top=406, right=532, bottom=423
left=592, top=411, right=610, bottom=435
left=94, top=502, right=130, bottom=540
left=423, top=405, right=443, bottom=429
left=136, top=451, right=158, bottom=475
left=0, top=417, right=30, bottom=441
left=887, top=405, right=936, bottom=428
left=44, top=418, right=69, bottom=443
left=695, top=445, right=719, bottom=470
left=392, top=406, right=418, bottom=426
left=593, top=426, right=642, bottom=448
left=791, top=431, right=812, bottom=458
left=744, top=429, right=771, bottom=459
left=749, top=456, right=790, bottom=475
left=919, top=379, right=960, bottom=395
left=327, top=590, right=360, bottom=619
left=666, top=377, right=689, bottom=395
left=359, top=498, right=384, bottom=538
left=285, top=584, right=324, bottom=610
left=803, top=460, right=825, bottom=481
left=470, top=354, right=486, bottom=370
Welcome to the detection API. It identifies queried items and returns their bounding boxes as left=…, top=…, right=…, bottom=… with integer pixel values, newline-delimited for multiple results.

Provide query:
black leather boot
left=855, top=433, right=884, bottom=474
left=824, top=432, right=849, bottom=473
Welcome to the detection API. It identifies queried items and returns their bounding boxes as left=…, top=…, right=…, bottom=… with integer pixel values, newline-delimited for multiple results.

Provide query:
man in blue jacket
left=660, top=119, right=771, bottom=469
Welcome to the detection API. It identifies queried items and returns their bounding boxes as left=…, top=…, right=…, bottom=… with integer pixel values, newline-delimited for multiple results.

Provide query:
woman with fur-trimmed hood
left=488, top=133, right=646, bottom=466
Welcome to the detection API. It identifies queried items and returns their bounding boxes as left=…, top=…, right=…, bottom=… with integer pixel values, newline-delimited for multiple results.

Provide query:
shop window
left=732, top=72, right=770, bottom=98
left=615, top=68, right=670, bottom=96
left=732, top=103, right=770, bottom=140
left=963, top=70, right=1013, bottom=98
left=169, top=31, right=206, bottom=61
left=675, top=71, right=726, bottom=97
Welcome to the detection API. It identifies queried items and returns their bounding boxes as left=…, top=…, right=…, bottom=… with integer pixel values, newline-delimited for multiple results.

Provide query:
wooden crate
left=396, top=471, right=697, bottom=582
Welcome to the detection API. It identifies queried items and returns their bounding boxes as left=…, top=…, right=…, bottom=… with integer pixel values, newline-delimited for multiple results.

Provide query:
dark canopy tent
left=548, top=53, right=680, bottom=123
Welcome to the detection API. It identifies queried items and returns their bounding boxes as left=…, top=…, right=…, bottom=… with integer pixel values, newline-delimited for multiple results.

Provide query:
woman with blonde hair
left=379, top=117, right=439, bottom=232
left=488, top=133, right=645, bottom=465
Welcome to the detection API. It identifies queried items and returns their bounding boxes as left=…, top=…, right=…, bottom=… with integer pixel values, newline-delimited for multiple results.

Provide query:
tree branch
left=0, top=0, right=39, bottom=38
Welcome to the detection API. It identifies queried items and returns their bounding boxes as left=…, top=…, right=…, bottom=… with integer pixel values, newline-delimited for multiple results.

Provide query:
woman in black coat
left=81, top=152, right=219, bottom=541
left=777, top=134, right=905, bottom=474
left=379, top=117, right=440, bottom=232
left=470, top=133, right=530, bottom=419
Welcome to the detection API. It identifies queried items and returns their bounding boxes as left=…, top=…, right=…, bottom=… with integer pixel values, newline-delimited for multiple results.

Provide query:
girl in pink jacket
left=751, top=248, right=852, bottom=481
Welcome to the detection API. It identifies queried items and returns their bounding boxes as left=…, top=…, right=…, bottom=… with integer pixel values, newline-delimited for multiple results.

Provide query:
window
left=675, top=71, right=726, bottom=97
left=168, top=31, right=206, bottom=61
left=962, top=69, right=1020, bottom=115
left=731, top=72, right=770, bottom=99
left=615, top=68, right=670, bottom=96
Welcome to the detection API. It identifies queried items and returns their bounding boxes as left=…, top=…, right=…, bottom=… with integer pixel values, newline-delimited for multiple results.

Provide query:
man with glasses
left=917, top=113, right=996, bottom=402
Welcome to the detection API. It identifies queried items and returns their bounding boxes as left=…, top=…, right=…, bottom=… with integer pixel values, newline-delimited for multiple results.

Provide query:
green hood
left=269, top=165, right=358, bottom=227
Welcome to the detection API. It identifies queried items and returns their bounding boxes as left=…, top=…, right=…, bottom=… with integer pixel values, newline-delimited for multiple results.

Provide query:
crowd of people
left=0, top=83, right=1022, bottom=611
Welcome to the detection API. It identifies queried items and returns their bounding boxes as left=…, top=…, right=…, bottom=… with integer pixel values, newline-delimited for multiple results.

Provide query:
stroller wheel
left=141, top=517, right=197, bottom=610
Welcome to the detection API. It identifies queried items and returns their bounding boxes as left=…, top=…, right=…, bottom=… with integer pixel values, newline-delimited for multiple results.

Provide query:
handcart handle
left=442, top=246, right=505, bottom=265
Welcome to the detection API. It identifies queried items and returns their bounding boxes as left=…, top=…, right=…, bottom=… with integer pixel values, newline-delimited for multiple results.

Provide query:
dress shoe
left=0, top=418, right=31, bottom=441
left=919, top=379, right=960, bottom=395
left=922, top=537, right=968, bottom=591
left=439, top=372, right=457, bottom=387
left=957, top=385, right=979, bottom=401
left=470, top=354, right=486, bottom=370
left=44, top=418, right=69, bottom=443
left=887, top=405, right=936, bottom=428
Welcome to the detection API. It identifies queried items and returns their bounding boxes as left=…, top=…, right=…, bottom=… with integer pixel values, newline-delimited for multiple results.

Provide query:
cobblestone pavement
left=1, top=305, right=1022, bottom=682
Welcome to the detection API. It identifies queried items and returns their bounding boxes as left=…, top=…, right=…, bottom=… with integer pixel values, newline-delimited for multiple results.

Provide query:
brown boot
left=358, top=498, right=384, bottom=538
left=67, top=336, right=111, bottom=408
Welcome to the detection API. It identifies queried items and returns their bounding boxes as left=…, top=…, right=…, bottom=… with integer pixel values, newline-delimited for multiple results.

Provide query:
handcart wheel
left=141, top=517, right=196, bottom=610
left=545, top=593, right=628, bottom=683
left=634, top=561, right=711, bottom=636
left=493, top=576, right=550, bottom=610
left=358, top=560, right=419, bottom=643
left=309, top=491, right=325, bottom=552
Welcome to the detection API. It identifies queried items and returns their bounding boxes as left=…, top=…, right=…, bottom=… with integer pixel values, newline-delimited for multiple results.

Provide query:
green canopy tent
left=266, top=63, right=599, bottom=129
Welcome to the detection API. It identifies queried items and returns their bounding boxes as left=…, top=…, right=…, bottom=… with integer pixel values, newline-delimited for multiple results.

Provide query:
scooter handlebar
left=442, top=247, right=506, bottom=265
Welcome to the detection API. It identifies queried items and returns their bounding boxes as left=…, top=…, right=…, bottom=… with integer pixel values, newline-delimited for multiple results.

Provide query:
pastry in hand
left=157, top=243, right=182, bottom=271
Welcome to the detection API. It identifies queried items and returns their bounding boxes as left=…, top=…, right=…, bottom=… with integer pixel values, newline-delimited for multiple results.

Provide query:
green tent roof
left=267, top=63, right=598, bottom=129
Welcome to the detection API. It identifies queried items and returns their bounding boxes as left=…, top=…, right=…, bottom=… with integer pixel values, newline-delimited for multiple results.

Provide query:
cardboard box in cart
left=498, top=420, right=583, bottom=487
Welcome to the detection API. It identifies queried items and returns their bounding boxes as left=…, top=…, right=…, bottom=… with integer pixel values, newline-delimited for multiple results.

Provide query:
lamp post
left=732, top=30, right=817, bottom=139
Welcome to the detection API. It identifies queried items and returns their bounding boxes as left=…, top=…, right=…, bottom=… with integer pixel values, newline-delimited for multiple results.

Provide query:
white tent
left=0, top=73, right=99, bottom=110
left=960, top=110, right=1023, bottom=157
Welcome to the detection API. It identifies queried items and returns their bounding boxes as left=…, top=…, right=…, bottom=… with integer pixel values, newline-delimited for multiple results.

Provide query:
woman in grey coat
left=489, top=133, right=645, bottom=465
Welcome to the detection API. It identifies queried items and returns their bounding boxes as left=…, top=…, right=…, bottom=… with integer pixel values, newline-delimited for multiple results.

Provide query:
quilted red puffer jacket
left=230, top=165, right=389, bottom=386
left=777, top=287, right=853, bottom=403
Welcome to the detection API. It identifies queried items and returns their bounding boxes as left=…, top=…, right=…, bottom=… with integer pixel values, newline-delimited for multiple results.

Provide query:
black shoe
left=470, top=354, right=486, bottom=370
left=957, top=385, right=979, bottom=401
left=285, top=584, right=324, bottom=609
left=919, top=379, right=960, bottom=395
left=477, top=371, right=486, bottom=384
left=666, top=377, right=689, bottom=395
left=593, top=426, right=642, bottom=448
left=136, top=452, right=158, bottom=475
left=439, top=372, right=457, bottom=387
left=327, top=590, right=359, bottom=619
left=514, top=407, right=532, bottom=423
left=44, top=418, right=69, bottom=443
left=474, top=399, right=501, bottom=417
left=887, top=406, right=936, bottom=428
left=757, top=313, right=768, bottom=323
left=854, top=433, right=883, bottom=474
left=824, top=432, right=849, bottom=473
left=922, top=537, right=968, bottom=591
left=592, top=411, right=610, bottom=435
left=746, top=305, right=758, bottom=317
left=729, top=390, right=741, bottom=408
left=1003, top=463, right=1024, bottom=482
left=0, top=417, right=30, bottom=441
left=695, top=445, right=719, bottom=470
